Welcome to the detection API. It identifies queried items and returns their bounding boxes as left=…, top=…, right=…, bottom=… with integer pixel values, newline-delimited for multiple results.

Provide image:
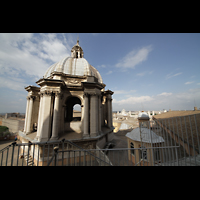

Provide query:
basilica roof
left=43, top=39, right=103, bottom=83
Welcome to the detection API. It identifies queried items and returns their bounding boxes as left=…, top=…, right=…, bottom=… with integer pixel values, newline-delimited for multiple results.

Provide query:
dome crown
left=43, top=40, right=103, bottom=83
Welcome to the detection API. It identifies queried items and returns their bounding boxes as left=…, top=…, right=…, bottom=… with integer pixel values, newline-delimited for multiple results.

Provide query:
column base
left=83, top=133, right=90, bottom=138
left=34, top=136, right=39, bottom=141
left=50, top=136, right=59, bottom=141
left=90, top=131, right=99, bottom=137
left=38, top=137, right=49, bottom=142
left=25, top=131, right=32, bottom=135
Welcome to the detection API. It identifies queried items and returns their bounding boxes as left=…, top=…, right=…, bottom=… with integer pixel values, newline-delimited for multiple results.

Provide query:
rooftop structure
left=126, top=127, right=164, bottom=143
left=21, top=39, right=114, bottom=152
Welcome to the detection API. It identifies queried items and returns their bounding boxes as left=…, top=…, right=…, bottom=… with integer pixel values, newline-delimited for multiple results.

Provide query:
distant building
left=126, top=112, right=164, bottom=166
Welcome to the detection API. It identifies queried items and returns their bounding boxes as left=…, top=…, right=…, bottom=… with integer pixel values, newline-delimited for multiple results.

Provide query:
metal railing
left=152, top=113, right=200, bottom=165
left=1, top=113, right=199, bottom=166
left=46, top=146, right=185, bottom=166
left=47, top=147, right=112, bottom=166
left=0, top=139, right=84, bottom=166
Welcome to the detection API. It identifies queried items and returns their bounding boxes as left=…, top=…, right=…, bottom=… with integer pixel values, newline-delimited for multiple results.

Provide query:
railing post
left=54, top=146, right=59, bottom=166
left=11, top=142, right=16, bottom=166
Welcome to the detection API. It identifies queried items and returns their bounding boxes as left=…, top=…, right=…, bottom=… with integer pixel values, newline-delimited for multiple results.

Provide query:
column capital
left=106, top=96, right=112, bottom=101
left=90, top=93, right=100, bottom=97
left=83, top=92, right=89, bottom=98
left=41, top=90, right=53, bottom=96
left=54, top=91, right=61, bottom=97
left=27, top=95, right=36, bottom=100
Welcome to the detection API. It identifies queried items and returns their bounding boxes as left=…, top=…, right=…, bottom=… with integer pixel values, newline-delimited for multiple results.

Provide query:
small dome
left=126, top=128, right=165, bottom=143
left=43, top=39, right=103, bottom=83
left=138, top=111, right=149, bottom=119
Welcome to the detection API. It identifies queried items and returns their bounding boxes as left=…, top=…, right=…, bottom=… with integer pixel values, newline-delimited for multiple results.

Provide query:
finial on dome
left=71, top=37, right=84, bottom=58
left=77, top=34, right=79, bottom=45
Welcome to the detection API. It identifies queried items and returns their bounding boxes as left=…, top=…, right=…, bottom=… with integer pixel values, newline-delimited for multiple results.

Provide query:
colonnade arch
left=65, top=96, right=82, bottom=122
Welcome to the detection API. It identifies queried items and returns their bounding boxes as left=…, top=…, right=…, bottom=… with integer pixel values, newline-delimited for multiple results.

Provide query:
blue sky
left=0, top=33, right=200, bottom=113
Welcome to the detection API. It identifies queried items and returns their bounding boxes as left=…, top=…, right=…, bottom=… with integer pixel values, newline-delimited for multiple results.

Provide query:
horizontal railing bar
left=58, top=146, right=180, bottom=153
left=57, top=150, right=112, bottom=166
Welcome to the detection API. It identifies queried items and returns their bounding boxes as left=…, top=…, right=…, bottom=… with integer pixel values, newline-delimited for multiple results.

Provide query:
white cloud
left=136, top=71, right=153, bottom=77
left=114, top=90, right=136, bottom=95
left=97, top=64, right=106, bottom=68
left=91, top=33, right=100, bottom=36
left=166, top=72, right=182, bottom=80
left=157, top=92, right=172, bottom=96
left=0, top=75, right=26, bottom=91
left=112, top=88, right=200, bottom=111
left=185, top=81, right=194, bottom=85
left=0, top=33, right=73, bottom=80
left=115, top=45, right=153, bottom=69
left=106, top=70, right=113, bottom=75
left=114, top=95, right=154, bottom=105
left=137, top=72, right=146, bottom=77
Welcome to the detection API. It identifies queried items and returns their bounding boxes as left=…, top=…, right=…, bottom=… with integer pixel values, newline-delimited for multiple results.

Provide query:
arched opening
left=65, top=96, right=81, bottom=122
left=64, top=96, right=82, bottom=134
left=73, top=104, right=81, bottom=121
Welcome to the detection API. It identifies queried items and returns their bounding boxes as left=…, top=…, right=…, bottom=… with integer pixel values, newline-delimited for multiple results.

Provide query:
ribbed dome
left=43, top=40, right=103, bottom=83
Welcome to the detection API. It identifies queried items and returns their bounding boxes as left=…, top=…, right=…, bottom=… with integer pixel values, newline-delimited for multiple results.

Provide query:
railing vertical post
left=27, top=142, right=31, bottom=166
left=54, top=146, right=59, bottom=166
left=11, top=142, right=16, bottom=166
left=32, top=144, right=35, bottom=166
left=6, top=146, right=9, bottom=166
left=1, top=152, right=3, bottom=166
left=194, top=114, right=200, bottom=154
left=17, top=145, right=20, bottom=166
left=62, top=139, right=65, bottom=166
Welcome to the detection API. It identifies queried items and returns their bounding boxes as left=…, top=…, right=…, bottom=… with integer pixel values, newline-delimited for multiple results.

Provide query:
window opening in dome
left=76, top=52, right=78, bottom=58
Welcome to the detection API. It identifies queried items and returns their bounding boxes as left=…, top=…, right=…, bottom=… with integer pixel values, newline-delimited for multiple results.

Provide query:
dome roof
left=43, top=39, right=103, bottom=84
left=138, top=111, right=149, bottom=119
left=126, top=128, right=164, bottom=143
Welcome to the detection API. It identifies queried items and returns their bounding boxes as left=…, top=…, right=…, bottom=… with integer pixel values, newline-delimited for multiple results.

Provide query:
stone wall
left=2, top=118, right=24, bottom=134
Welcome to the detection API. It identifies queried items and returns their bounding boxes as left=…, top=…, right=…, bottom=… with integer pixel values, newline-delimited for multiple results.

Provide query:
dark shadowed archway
left=65, top=96, right=81, bottom=122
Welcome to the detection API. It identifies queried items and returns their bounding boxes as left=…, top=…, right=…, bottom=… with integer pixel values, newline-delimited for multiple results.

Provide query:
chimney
left=194, top=107, right=197, bottom=111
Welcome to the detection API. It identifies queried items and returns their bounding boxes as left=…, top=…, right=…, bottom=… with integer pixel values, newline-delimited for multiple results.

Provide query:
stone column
left=24, top=96, right=30, bottom=133
left=26, top=95, right=35, bottom=134
left=107, top=97, right=111, bottom=128
left=35, top=93, right=43, bottom=140
left=39, top=91, right=52, bottom=142
left=83, top=93, right=89, bottom=137
left=98, top=95, right=101, bottom=133
left=51, top=92, right=61, bottom=140
left=110, top=98, right=113, bottom=128
left=90, top=94, right=98, bottom=137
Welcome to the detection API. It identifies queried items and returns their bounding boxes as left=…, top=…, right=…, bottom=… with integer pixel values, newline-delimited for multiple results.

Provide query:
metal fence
left=152, top=113, right=200, bottom=165
left=1, top=113, right=200, bottom=166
